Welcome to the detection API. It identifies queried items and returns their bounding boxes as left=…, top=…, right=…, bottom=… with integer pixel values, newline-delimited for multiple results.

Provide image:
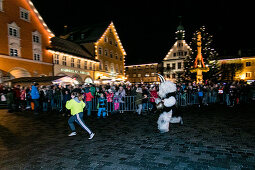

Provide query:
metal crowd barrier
left=56, top=92, right=234, bottom=113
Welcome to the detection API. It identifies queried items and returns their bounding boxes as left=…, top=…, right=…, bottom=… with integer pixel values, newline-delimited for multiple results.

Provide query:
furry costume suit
left=156, top=74, right=183, bottom=133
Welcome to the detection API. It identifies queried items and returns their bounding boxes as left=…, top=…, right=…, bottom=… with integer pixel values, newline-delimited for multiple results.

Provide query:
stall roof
left=5, top=76, right=65, bottom=83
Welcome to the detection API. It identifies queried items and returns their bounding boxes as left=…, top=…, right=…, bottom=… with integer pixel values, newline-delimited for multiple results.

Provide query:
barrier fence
left=1, top=92, right=247, bottom=112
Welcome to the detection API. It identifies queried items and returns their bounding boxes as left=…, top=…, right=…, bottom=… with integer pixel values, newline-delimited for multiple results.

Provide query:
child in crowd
left=135, top=87, right=143, bottom=115
left=113, top=92, right=121, bottom=111
left=66, top=92, right=95, bottom=139
left=105, top=89, right=114, bottom=113
left=97, top=93, right=107, bottom=118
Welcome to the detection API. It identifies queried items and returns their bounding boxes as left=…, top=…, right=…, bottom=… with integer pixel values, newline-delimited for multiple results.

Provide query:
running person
left=66, top=92, right=95, bottom=139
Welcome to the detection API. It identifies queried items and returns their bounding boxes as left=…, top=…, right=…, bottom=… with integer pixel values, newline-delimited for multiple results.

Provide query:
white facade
left=163, top=40, right=191, bottom=82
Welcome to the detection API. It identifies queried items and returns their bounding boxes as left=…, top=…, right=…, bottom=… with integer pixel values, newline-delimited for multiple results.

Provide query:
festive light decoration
left=28, top=0, right=54, bottom=38
left=190, top=32, right=209, bottom=83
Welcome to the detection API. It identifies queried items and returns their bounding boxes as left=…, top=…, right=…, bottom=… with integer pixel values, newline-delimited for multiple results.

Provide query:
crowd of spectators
left=0, top=81, right=255, bottom=116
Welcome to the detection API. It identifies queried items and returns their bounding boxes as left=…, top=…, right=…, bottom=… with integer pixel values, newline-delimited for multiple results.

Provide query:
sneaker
left=88, top=133, right=95, bottom=140
left=68, top=132, right=77, bottom=137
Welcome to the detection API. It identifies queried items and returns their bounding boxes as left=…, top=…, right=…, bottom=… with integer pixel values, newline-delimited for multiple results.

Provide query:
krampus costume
left=156, top=74, right=183, bottom=133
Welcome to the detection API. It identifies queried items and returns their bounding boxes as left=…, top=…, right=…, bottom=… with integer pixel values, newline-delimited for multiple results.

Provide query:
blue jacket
left=31, top=85, right=40, bottom=99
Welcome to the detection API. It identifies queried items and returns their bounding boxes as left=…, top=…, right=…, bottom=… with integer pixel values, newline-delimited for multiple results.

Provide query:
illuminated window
left=77, top=59, right=81, bottom=68
left=105, top=63, right=108, bottom=71
left=133, top=66, right=136, bottom=70
left=145, top=65, right=149, bottom=69
left=178, top=62, right=182, bottom=69
left=150, top=65, right=155, bottom=69
left=172, top=63, right=176, bottom=69
left=62, top=56, right=66, bottom=66
left=116, top=64, right=119, bottom=73
left=133, top=74, right=136, bottom=77
left=33, top=35, right=40, bottom=43
left=98, top=47, right=102, bottom=55
left=71, top=58, right=74, bottom=67
left=110, top=63, right=114, bottom=72
left=138, top=74, right=141, bottom=77
left=84, top=61, right=87, bottom=69
left=89, top=62, right=92, bottom=70
left=54, top=54, right=59, bottom=64
left=9, top=27, right=19, bottom=37
left=99, top=60, right=103, bottom=70
left=10, top=48, right=18, bottom=57
left=104, top=49, right=108, bottom=56
left=33, top=53, right=40, bottom=61
left=145, top=73, right=150, bottom=77
left=110, top=51, right=113, bottom=58
left=246, top=62, right=251, bottom=67
left=138, top=66, right=141, bottom=70
left=246, top=72, right=251, bottom=78
left=104, top=36, right=108, bottom=42
left=20, top=7, right=30, bottom=21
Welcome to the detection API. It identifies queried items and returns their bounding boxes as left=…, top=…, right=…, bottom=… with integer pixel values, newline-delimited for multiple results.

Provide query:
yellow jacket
left=66, top=98, right=86, bottom=115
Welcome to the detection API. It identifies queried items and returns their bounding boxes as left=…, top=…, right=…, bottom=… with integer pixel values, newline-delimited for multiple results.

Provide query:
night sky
left=32, top=0, right=255, bottom=65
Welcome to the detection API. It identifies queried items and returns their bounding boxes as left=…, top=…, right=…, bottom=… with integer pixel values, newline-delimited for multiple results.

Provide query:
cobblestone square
left=0, top=105, right=255, bottom=169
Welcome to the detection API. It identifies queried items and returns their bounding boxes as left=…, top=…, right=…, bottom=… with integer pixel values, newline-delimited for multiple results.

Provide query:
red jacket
left=85, top=92, right=94, bottom=101
left=105, top=92, right=114, bottom=102
left=150, top=90, right=158, bottom=103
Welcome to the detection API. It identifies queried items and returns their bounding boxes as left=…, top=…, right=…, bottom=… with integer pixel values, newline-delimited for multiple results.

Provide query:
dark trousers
left=33, top=99, right=39, bottom=114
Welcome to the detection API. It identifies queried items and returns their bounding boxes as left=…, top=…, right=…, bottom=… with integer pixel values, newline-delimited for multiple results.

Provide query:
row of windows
left=173, top=51, right=188, bottom=57
left=53, top=54, right=123, bottom=74
left=125, top=65, right=156, bottom=71
left=103, top=35, right=118, bottom=47
left=128, top=73, right=155, bottom=78
left=98, top=47, right=122, bottom=61
left=246, top=62, right=252, bottom=67
left=0, top=3, right=30, bottom=22
left=166, top=62, right=182, bottom=70
left=8, top=26, right=41, bottom=43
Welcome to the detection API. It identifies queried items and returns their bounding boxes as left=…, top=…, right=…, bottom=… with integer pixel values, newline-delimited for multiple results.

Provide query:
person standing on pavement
left=30, top=82, right=40, bottom=115
left=66, top=92, right=95, bottom=139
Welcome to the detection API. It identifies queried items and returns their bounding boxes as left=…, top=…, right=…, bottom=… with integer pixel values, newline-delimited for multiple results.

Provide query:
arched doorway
left=9, top=67, right=31, bottom=79
left=84, top=76, right=93, bottom=84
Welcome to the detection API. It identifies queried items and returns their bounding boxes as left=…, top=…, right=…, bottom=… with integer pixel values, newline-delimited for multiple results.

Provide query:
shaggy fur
left=157, top=80, right=183, bottom=133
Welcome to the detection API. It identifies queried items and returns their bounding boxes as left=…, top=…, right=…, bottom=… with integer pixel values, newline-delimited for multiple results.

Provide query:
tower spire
left=176, top=16, right=185, bottom=40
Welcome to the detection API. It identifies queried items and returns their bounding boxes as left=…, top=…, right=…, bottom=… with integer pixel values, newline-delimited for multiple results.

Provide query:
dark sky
left=32, top=0, right=255, bottom=65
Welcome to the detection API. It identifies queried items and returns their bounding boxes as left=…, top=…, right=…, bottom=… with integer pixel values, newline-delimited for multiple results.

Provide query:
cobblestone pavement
left=0, top=105, right=255, bottom=170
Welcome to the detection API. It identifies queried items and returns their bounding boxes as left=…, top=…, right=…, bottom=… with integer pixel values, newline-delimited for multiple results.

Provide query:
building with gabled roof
left=48, top=37, right=99, bottom=84
left=163, top=24, right=191, bottom=82
left=61, top=21, right=126, bottom=83
left=0, top=0, right=54, bottom=84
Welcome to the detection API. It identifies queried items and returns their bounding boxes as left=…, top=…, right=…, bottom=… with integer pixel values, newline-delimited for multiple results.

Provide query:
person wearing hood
left=66, top=92, right=95, bottom=139
left=31, top=82, right=40, bottom=115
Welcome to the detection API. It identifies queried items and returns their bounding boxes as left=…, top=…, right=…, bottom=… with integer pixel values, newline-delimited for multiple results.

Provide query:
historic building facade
left=0, top=0, right=54, bottom=83
left=62, top=21, right=126, bottom=83
left=125, top=63, right=159, bottom=83
left=48, top=37, right=99, bottom=84
left=218, top=56, right=255, bottom=83
left=162, top=24, right=191, bottom=82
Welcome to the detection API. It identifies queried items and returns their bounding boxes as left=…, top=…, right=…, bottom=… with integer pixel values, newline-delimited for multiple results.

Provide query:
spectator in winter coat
left=149, top=86, right=158, bottom=112
left=105, top=89, right=114, bottom=112
left=85, top=87, right=94, bottom=116
left=31, top=83, right=40, bottom=114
